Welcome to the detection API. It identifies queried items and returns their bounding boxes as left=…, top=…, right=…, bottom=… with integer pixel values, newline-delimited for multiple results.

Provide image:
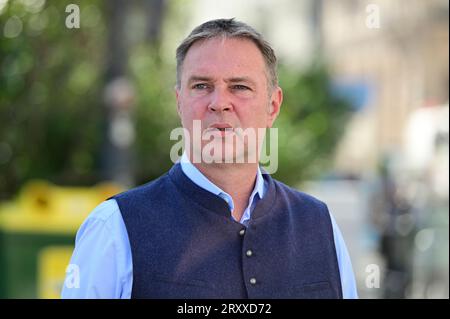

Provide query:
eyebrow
left=226, top=77, right=256, bottom=86
left=187, top=76, right=213, bottom=84
left=187, top=75, right=256, bottom=87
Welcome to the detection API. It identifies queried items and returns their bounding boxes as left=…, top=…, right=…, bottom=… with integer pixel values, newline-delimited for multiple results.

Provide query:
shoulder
left=269, top=177, right=332, bottom=225
left=76, top=199, right=124, bottom=241
left=85, top=199, right=121, bottom=223
left=113, top=172, right=170, bottom=202
left=110, top=172, right=177, bottom=223
left=272, top=178, right=328, bottom=211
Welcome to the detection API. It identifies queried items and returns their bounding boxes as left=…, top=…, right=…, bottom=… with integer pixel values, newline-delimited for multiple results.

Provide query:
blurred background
left=0, top=0, right=448, bottom=298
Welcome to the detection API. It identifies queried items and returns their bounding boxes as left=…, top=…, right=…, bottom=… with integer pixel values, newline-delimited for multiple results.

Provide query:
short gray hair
left=176, top=18, right=278, bottom=91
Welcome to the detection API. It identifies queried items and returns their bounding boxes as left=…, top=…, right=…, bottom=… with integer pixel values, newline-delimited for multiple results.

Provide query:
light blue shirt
left=61, top=154, right=358, bottom=299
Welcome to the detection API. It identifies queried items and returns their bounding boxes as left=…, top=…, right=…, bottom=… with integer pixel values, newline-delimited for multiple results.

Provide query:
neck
left=193, top=161, right=259, bottom=221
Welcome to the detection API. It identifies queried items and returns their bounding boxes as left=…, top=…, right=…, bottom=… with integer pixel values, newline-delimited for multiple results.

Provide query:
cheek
left=179, top=105, right=198, bottom=123
left=240, top=103, right=269, bottom=126
left=183, top=97, right=210, bottom=118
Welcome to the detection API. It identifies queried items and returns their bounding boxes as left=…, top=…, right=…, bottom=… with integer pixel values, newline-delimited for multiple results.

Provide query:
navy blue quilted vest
left=113, top=163, right=342, bottom=299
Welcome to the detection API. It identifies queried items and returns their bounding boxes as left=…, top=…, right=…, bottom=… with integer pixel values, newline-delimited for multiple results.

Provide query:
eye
left=192, top=83, right=209, bottom=90
left=232, top=84, right=250, bottom=90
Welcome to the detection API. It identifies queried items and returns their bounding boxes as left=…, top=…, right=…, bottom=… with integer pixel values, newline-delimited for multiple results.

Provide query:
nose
left=208, top=87, right=232, bottom=113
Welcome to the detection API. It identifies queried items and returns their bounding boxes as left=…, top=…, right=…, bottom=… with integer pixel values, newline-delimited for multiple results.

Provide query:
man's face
left=176, top=37, right=282, bottom=163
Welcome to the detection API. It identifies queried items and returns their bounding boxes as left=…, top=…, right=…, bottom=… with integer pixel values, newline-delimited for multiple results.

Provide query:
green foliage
left=129, top=44, right=179, bottom=185
left=0, top=1, right=353, bottom=198
left=273, top=63, right=353, bottom=186
left=0, top=1, right=106, bottom=197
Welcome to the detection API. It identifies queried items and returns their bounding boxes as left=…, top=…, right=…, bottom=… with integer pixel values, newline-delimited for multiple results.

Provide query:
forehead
left=181, top=37, right=267, bottom=82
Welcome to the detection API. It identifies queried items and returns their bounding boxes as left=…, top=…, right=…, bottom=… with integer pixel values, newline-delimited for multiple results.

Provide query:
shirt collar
left=180, top=152, right=265, bottom=211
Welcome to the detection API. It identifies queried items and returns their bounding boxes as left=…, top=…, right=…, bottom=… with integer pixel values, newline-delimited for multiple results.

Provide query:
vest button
left=249, top=277, right=257, bottom=285
left=239, top=229, right=246, bottom=236
left=246, top=249, right=253, bottom=257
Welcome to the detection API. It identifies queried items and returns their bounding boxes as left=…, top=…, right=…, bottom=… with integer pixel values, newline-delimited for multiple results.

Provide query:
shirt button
left=239, top=229, right=246, bottom=236
left=249, top=278, right=257, bottom=285
left=246, top=249, right=253, bottom=257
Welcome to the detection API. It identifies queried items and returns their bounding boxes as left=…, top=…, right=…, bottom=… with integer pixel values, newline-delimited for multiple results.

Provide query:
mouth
left=209, top=123, right=233, bottom=131
left=206, top=123, right=234, bottom=136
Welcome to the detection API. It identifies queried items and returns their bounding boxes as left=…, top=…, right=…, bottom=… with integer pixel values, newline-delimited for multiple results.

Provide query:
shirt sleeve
left=330, top=212, right=359, bottom=299
left=60, top=199, right=133, bottom=299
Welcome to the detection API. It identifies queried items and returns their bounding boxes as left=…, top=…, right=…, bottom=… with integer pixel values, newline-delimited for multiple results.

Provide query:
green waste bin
left=0, top=180, right=122, bottom=298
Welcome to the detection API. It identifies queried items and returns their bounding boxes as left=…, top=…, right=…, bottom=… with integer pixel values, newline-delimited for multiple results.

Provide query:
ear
left=266, top=86, right=283, bottom=128
left=175, top=86, right=182, bottom=116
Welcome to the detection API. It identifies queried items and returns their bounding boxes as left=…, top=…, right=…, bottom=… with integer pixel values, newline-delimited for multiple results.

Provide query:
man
left=62, top=18, right=357, bottom=299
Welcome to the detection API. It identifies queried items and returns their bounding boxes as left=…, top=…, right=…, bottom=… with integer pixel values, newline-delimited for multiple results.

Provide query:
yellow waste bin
left=0, top=180, right=122, bottom=298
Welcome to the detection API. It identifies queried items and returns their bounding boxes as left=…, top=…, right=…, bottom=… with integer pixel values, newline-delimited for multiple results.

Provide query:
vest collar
left=168, top=163, right=277, bottom=222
